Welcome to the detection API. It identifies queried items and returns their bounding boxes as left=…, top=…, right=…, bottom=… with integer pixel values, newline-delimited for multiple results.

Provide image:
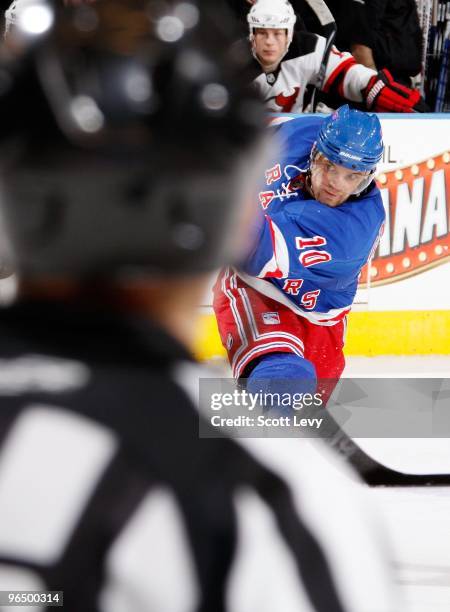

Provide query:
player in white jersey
left=247, top=0, right=428, bottom=113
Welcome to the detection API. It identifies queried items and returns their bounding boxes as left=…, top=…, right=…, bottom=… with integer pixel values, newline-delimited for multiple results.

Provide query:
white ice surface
left=343, top=356, right=450, bottom=378
left=343, top=357, right=450, bottom=612
left=343, top=357, right=450, bottom=474
left=371, top=486, right=450, bottom=612
left=210, top=356, right=450, bottom=612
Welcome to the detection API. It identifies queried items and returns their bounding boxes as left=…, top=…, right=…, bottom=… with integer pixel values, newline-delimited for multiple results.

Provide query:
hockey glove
left=363, top=69, right=429, bottom=113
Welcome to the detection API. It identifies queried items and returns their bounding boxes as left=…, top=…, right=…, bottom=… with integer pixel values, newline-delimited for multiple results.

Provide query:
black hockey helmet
left=0, top=0, right=268, bottom=278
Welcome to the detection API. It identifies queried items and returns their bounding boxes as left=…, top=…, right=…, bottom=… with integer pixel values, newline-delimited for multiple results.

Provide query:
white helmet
left=247, top=0, right=297, bottom=45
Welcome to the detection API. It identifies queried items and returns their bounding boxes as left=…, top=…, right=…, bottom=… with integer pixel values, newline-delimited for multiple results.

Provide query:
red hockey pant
left=213, top=268, right=347, bottom=403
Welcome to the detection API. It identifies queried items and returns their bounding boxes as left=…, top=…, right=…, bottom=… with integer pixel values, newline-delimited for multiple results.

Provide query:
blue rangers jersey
left=239, top=115, right=385, bottom=325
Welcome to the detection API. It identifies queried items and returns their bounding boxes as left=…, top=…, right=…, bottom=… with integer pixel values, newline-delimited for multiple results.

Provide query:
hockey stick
left=292, top=399, right=450, bottom=486
left=326, top=421, right=450, bottom=487
left=302, top=0, right=337, bottom=112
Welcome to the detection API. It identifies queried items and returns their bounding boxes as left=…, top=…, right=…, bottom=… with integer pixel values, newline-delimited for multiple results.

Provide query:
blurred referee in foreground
left=0, top=1, right=398, bottom=611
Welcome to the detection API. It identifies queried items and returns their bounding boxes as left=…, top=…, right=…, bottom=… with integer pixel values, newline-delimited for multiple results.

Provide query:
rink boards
left=195, top=114, right=450, bottom=360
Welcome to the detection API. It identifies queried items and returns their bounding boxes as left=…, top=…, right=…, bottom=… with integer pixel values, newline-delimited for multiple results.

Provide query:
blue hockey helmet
left=315, top=105, right=383, bottom=173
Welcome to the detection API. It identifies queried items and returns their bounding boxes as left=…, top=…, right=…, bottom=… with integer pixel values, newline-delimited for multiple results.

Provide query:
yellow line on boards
left=193, top=311, right=450, bottom=360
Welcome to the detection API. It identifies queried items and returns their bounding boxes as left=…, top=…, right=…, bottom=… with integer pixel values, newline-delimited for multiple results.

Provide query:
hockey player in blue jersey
left=214, top=104, right=384, bottom=403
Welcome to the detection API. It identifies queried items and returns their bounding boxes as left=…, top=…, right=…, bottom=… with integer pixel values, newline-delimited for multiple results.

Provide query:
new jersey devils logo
left=275, top=87, right=300, bottom=113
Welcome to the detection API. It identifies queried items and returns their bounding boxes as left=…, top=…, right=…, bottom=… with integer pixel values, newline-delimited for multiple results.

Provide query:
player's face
left=310, top=158, right=368, bottom=206
left=253, top=28, right=288, bottom=68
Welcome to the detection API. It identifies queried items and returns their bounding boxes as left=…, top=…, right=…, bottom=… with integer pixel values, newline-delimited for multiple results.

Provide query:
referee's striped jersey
left=0, top=300, right=398, bottom=612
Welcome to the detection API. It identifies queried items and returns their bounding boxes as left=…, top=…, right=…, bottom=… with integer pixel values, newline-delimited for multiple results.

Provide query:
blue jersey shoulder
left=273, top=116, right=322, bottom=169
left=259, top=116, right=324, bottom=214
